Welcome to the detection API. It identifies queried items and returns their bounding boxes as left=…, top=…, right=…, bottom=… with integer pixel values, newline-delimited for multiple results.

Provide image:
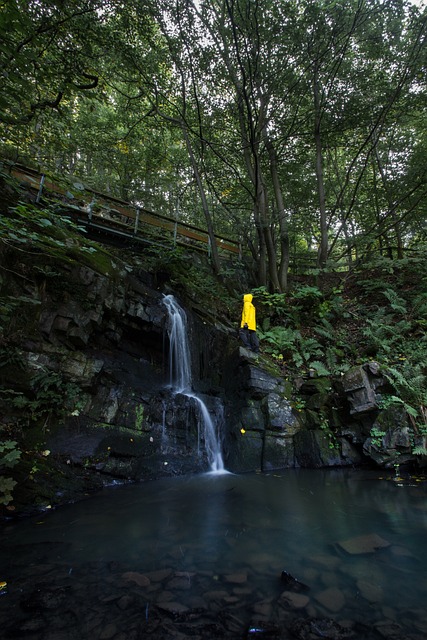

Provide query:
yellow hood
left=241, top=293, right=256, bottom=330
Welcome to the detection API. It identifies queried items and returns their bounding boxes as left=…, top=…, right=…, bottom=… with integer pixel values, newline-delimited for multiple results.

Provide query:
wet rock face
left=2, top=253, right=223, bottom=512
left=221, top=351, right=368, bottom=473
left=223, top=354, right=423, bottom=473
left=293, top=430, right=344, bottom=468
left=221, top=348, right=299, bottom=472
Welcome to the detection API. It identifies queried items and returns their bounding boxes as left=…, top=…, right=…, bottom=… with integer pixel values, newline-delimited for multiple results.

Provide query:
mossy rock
left=226, top=430, right=263, bottom=473
left=262, top=435, right=295, bottom=470
left=299, top=377, right=332, bottom=396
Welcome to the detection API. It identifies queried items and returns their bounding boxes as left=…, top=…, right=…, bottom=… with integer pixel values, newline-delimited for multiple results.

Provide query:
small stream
left=1, top=468, right=426, bottom=639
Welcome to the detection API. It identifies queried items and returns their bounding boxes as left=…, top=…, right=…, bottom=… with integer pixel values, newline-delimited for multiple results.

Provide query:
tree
left=178, top=0, right=303, bottom=290
left=0, top=0, right=108, bottom=126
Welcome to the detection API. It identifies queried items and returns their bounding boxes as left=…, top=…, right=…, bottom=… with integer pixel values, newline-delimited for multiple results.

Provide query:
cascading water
left=163, top=294, right=226, bottom=473
left=163, top=295, right=192, bottom=393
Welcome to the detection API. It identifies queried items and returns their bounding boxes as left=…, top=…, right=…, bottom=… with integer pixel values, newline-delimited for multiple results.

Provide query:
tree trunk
left=236, top=97, right=270, bottom=287
left=375, top=147, right=404, bottom=259
left=263, top=129, right=290, bottom=292
left=258, top=176, right=280, bottom=291
left=313, top=65, right=328, bottom=269
left=182, top=126, right=221, bottom=274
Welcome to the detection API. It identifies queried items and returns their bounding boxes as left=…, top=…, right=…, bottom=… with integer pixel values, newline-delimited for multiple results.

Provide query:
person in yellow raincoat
left=239, top=293, right=259, bottom=352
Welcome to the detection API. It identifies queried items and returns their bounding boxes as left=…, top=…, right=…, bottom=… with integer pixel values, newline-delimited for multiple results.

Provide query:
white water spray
left=163, top=295, right=226, bottom=473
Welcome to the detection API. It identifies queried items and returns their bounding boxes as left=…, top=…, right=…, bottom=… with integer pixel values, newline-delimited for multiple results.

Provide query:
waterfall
left=163, top=294, right=226, bottom=473
left=163, top=294, right=192, bottom=393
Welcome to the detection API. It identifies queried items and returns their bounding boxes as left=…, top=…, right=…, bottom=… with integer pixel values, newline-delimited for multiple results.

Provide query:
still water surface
left=1, top=468, right=427, bottom=637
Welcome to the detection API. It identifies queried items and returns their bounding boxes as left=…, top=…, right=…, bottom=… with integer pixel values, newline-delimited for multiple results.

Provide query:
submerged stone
left=13, top=616, right=47, bottom=633
left=117, top=594, right=135, bottom=610
left=121, top=571, right=150, bottom=587
left=156, top=601, right=189, bottom=616
left=20, top=585, right=69, bottom=611
left=336, top=533, right=390, bottom=555
left=291, top=616, right=356, bottom=639
left=280, top=590, right=310, bottom=609
left=373, top=620, right=404, bottom=639
left=166, top=575, right=192, bottom=590
left=202, top=589, right=229, bottom=601
left=252, top=599, right=273, bottom=617
left=314, top=586, right=346, bottom=612
left=145, top=568, right=173, bottom=582
left=356, top=578, right=384, bottom=603
left=224, top=571, right=248, bottom=584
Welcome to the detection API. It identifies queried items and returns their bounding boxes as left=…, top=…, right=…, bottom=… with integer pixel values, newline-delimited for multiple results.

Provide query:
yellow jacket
left=241, top=293, right=256, bottom=331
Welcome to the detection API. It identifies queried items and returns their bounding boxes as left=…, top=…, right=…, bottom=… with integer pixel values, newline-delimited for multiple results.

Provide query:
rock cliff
left=1, top=185, right=425, bottom=516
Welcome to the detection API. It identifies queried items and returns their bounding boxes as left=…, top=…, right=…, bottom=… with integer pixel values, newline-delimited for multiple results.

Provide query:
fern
left=0, top=347, right=26, bottom=370
left=411, top=292, right=427, bottom=322
left=412, top=446, right=427, bottom=456
left=314, top=326, right=334, bottom=341
left=382, top=364, right=427, bottom=437
left=384, top=365, right=427, bottom=407
left=325, top=347, right=339, bottom=373
left=292, top=285, right=323, bottom=301
left=251, top=287, right=287, bottom=314
left=292, top=351, right=304, bottom=368
left=309, top=360, right=331, bottom=376
left=0, top=477, right=17, bottom=506
left=383, top=288, right=407, bottom=314
left=259, top=326, right=299, bottom=351
left=363, top=314, right=411, bottom=354
left=298, top=336, right=323, bottom=362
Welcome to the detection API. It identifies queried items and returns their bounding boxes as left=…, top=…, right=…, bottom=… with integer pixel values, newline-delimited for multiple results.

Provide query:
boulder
left=266, top=392, right=299, bottom=435
left=293, top=430, right=352, bottom=468
left=341, top=363, right=389, bottom=416
left=262, top=435, right=295, bottom=470
left=363, top=405, right=413, bottom=467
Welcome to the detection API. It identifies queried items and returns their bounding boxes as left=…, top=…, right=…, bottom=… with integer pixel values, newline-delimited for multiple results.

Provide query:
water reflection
left=1, top=469, right=427, bottom=637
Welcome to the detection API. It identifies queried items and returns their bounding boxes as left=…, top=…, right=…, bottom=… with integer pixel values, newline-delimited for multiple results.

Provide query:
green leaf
left=309, top=360, right=331, bottom=376
left=0, top=441, right=21, bottom=469
left=0, top=477, right=17, bottom=505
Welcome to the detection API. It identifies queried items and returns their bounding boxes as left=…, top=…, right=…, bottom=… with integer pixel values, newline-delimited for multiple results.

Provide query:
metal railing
left=5, top=162, right=242, bottom=259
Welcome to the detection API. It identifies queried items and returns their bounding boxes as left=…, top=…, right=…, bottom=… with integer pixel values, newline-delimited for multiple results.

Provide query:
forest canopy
left=1, top=0, right=426, bottom=290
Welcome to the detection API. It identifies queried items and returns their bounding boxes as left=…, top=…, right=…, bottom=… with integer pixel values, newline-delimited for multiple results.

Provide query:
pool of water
left=1, top=468, right=426, bottom=639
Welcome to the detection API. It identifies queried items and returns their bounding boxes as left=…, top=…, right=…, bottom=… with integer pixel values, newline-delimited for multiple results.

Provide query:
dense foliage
left=1, top=0, right=426, bottom=288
